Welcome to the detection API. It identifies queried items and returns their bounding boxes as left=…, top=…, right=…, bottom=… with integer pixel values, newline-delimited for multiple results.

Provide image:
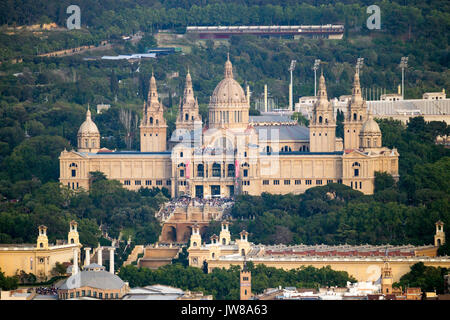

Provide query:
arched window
left=197, top=164, right=204, bottom=177
left=241, top=249, right=245, bottom=256
left=227, top=164, right=235, bottom=177
left=353, top=113, right=357, bottom=121
left=222, top=238, right=226, bottom=245
left=185, top=113, right=189, bottom=121
left=193, top=242, right=197, bottom=247
left=352, top=162, right=361, bottom=177
left=212, top=163, right=221, bottom=177
left=180, top=152, right=183, bottom=158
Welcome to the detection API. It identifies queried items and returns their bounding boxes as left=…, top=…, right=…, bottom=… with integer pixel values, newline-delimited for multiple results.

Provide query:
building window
left=115, top=293, right=119, bottom=299
left=212, top=163, right=221, bottom=177
left=180, top=169, right=185, bottom=177
left=166, top=180, right=171, bottom=186
left=284, top=180, right=290, bottom=185
left=295, top=180, right=301, bottom=185
left=316, top=180, right=322, bottom=185
left=263, top=180, right=269, bottom=185
left=82, top=290, right=85, bottom=297
left=227, top=164, right=235, bottom=177
left=71, top=169, right=76, bottom=177
left=135, top=180, right=141, bottom=185
left=327, top=180, right=333, bottom=184
left=351, top=181, right=353, bottom=188
left=156, top=180, right=162, bottom=186
left=70, top=292, right=74, bottom=298
left=124, top=180, right=131, bottom=185
left=337, top=179, right=343, bottom=184
left=243, top=169, right=248, bottom=177
left=76, top=291, right=80, bottom=297
left=145, top=180, right=152, bottom=186
left=197, top=164, right=204, bottom=177
left=99, top=293, right=103, bottom=299
left=105, top=293, right=109, bottom=299
left=306, top=180, right=312, bottom=185
left=274, top=180, right=280, bottom=185
left=360, top=181, right=362, bottom=189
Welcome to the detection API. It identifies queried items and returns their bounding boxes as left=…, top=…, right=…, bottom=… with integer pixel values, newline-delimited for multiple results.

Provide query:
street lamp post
left=313, top=59, right=321, bottom=96
left=399, top=57, right=408, bottom=99
left=289, top=60, right=297, bottom=111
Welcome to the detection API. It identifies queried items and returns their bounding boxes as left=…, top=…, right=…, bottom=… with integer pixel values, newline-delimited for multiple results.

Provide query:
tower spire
left=224, top=54, right=233, bottom=79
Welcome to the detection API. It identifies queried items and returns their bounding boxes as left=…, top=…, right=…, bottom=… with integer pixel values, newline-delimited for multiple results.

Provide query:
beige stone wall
left=0, top=245, right=80, bottom=279
left=206, top=259, right=450, bottom=283
left=59, top=151, right=172, bottom=193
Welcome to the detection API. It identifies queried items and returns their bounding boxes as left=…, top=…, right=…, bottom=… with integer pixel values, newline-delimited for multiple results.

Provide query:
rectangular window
left=70, top=292, right=74, bottom=298
left=263, top=180, right=269, bottom=185
left=274, top=180, right=280, bottom=185
left=316, top=180, right=322, bottom=185
left=295, top=180, right=301, bottom=185
left=93, top=292, right=97, bottom=297
left=99, top=293, right=103, bottom=299
left=76, top=291, right=79, bottom=297
left=135, top=180, right=141, bottom=185
left=115, top=293, right=119, bottom=299
left=105, top=293, right=108, bottom=299
left=87, top=290, right=91, bottom=297
left=243, top=169, right=248, bottom=177
left=166, top=180, right=171, bottom=186
left=306, top=180, right=312, bottom=185
left=145, top=180, right=152, bottom=186
left=327, top=180, right=333, bottom=184
left=124, top=180, right=131, bottom=185
left=360, top=181, right=362, bottom=189
left=338, top=179, right=343, bottom=184
left=72, top=169, right=76, bottom=177
left=284, top=180, right=290, bottom=185
left=156, top=180, right=162, bottom=186
left=351, top=181, right=353, bottom=188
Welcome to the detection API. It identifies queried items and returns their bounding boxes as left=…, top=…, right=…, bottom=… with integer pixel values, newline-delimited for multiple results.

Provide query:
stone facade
left=60, top=57, right=399, bottom=196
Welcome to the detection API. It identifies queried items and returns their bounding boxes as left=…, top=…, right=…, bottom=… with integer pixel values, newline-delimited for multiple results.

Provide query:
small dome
left=78, top=109, right=99, bottom=135
left=360, top=117, right=381, bottom=134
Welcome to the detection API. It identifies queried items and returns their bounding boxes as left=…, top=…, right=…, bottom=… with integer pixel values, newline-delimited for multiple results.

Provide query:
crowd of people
left=156, top=196, right=234, bottom=221
left=33, top=286, right=58, bottom=295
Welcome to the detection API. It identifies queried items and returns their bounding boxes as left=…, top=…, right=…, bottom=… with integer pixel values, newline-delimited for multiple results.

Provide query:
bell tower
left=435, top=220, right=445, bottom=247
left=68, top=220, right=80, bottom=245
left=309, top=72, right=336, bottom=152
left=140, top=73, right=167, bottom=152
left=189, top=224, right=202, bottom=248
left=240, top=260, right=252, bottom=300
left=219, top=221, right=231, bottom=245
left=344, top=70, right=368, bottom=150
left=37, top=225, right=49, bottom=249
left=381, top=261, right=393, bottom=295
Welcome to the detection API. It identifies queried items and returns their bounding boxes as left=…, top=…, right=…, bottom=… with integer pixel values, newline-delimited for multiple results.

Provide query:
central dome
left=210, top=56, right=248, bottom=107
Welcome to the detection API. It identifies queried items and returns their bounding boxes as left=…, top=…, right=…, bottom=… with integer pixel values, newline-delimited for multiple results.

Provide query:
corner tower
left=140, top=73, right=167, bottom=152
left=344, top=70, right=368, bottom=150
left=309, top=73, right=336, bottom=152
left=176, top=70, right=202, bottom=132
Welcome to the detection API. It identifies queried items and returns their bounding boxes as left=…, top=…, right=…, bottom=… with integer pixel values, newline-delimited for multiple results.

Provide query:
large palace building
left=59, top=56, right=399, bottom=196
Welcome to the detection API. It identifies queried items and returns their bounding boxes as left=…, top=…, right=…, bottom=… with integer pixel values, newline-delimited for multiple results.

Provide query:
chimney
left=109, top=247, right=115, bottom=274
left=72, top=248, right=78, bottom=275
left=97, top=247, right=102, bottom=265
left=84, top=247, right=91, bottom=266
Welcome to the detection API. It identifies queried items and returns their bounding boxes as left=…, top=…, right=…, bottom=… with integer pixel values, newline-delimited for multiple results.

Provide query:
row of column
left=72, top=247, right=116, bottom=275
